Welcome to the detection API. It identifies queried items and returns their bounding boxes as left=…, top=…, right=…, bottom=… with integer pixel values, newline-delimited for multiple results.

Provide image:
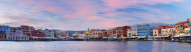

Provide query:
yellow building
left=184, top=28, right=190, bottom=34
left=153, top=29, right=158, bottom=36
left=85, top=31, right=93, bottom=39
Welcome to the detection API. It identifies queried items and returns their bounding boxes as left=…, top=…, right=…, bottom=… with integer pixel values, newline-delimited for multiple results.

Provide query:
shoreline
left=0, top=40, right=190, bottom=44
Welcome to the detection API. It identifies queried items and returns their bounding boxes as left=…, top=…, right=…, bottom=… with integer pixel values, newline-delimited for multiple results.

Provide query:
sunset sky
left=0, top=0, right=191, bottom=30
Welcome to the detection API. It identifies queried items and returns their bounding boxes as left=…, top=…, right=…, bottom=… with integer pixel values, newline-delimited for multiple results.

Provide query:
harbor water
left=0, top=41, right=190, bottom=52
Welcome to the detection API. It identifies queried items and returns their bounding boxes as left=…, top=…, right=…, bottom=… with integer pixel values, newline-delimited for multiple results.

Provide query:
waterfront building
left=0, top=31, right=8, bottom=39
left=43, top=29, right=54, bottom=37
left=56, top=31, right=65, bottom=38
left=8, top=30, right=29, bottom=40
left=25, top=29, right=46, bottom=38
left=131, top=27, right=137, bottom=36
left=92, top=31, right=103, bottom=39
left=78, top=31, right=85, bottom=39
left=50, top=29, right=62, bottom=38
left=72, top=32, right=84, bottom=38
left=10, top=27, right=21, bottom=33
left=0, top=25, right=10, bottom=34
left=107, top=30, right=113, bottom=38
left=153, top=29, right=158, bottom=36
left=161, top=29, right=168, bottom=36
left=158, top=25, right=173, bottom=36
left=102, top=31, right=107, bottom=38
left=167, top=28, right=175, bottom=36
left=175, top=20, right=189, bottom=35
left=113, top=26, right=131, bottom=38
left=127, top=29, right=132, bottom=37
left=20, top=25, right=35, bottom=33
left=85, top=31, right=93, bottom=39
left=137, top=24, right=158, bottom=36
left=184, top=28, right=190, bottom=34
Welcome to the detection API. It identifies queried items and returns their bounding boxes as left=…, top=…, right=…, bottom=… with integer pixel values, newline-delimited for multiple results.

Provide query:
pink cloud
left=9, top=9, right=25, bottom=14
left=102, top=0, right=182, bottom=9
left=21, top=0, right=64, bottom=13
left=62, top=0, right=98, bottom=18
left=82, top=16, right=106, bottom=20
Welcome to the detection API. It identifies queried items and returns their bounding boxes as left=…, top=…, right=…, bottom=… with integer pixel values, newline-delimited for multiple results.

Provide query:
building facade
left=113, top=26, right=131, bottom=38
left=158, top=25, right=173, bottom=36
left=137, top=24, right=158, bottom=36
left=10, top=27, right=21, bottom=33
left=107, top=30, right=113, bottom=38
left=9, top=30, right=29, bottom=40
left=167, top=28, right=175, bottom=36
left=25, top=29, right=46, bottom=38
left=175, top=21, right=189, bottom=35
left=0, top=25, right=10, bottom=34
left=0, top=31, right=7, bottom=39
left=153, top=29, right=158, bottom=36
left=127, top=29, right=132, bottom=37
left=131, top=27, right=137, bottom=36
left=20, top=25, right=35, bottom=33
left=92, top=31, right=103, bottom=39
left=43, top=29, right=54, bottom=37
left=161, top=29, right=168, bottom=36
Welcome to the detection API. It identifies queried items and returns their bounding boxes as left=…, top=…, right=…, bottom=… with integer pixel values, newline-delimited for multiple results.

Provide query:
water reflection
left=0, top=41, right=190, bottom=52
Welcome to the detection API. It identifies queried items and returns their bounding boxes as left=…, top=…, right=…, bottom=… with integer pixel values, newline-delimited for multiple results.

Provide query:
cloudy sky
left=0, top=0, right=191, bottom=30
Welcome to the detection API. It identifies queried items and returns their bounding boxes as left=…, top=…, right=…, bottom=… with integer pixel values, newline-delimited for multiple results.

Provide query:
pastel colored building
left=0, top=25, right=10, bottom=34
left=0, top=31, right=8, bottom=39
left=137, top=24, right=158, bottom=36
left=10, top=27, right=21, bottom=33
left=158, top=25, right=173, bottom=36
left=167, top=28, right=175, bottom=36
left=107, top=30, right=113, bottom=38
left=113, top=26, right=131, bottom=38
left=85, top=31, right=93, bottom=39
left=25, top=29, right=46, bottom=39
left=127, top=29, right=132, bottom=37
left=102, top=31, right=107, bottom=38
left=50, top=29, right=63, bottom=38
left=175, top=20, right=189, bottom=35
left=71, top=31, right=85, bottom=39
left=20, top=25, right=35, bottom=33
left=131, top=27, right=137, bottom=36
left=9, top=30, right=29, bottom=40
left=92, top=31, right=103, bottom=39
left=43, top=29, right=54, bottom=37
left=184, top=28, right=190, bottom=34
left=153, top=29, right=158, bottom=36
left=161, top=29, right=168, bottom=36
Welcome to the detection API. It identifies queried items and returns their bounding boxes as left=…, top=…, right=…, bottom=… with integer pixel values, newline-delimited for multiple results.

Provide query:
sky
left=0, top=0, right=191, bottom=30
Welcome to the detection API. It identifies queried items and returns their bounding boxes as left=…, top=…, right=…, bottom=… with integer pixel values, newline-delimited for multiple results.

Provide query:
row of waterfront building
left=0, top=18, right=191, bottom=41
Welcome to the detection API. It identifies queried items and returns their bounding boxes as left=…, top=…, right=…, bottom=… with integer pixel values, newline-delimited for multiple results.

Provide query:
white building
left=8, top=30, right=29, bottom=41
left=131, top=27, right=137, bottom=36
left=127, top=29, right=132, bottom=37
left=167, top=28, right=175, bottom=36
left=43, top=29, right=54, bottom=37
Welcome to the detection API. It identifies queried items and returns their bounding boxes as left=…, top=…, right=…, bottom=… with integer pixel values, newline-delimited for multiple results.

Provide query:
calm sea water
left=0, top=41, right=190, bottom=52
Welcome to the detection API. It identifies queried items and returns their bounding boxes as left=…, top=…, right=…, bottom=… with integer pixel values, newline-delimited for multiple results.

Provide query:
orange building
left=113, top=26, right=131, bottom=38
left=158, top=26, right=173, bottom=36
